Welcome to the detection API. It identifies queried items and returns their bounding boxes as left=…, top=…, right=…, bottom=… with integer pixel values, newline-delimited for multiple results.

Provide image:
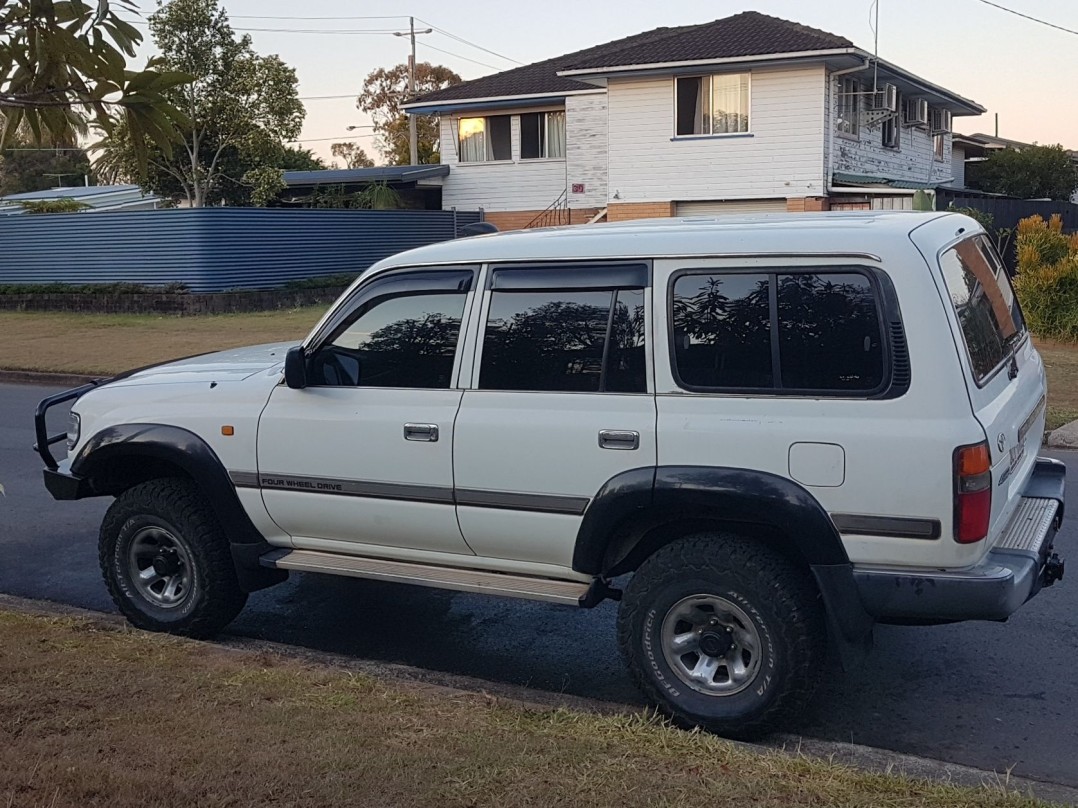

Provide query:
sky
left=123, top=0, right=1078, bottom=165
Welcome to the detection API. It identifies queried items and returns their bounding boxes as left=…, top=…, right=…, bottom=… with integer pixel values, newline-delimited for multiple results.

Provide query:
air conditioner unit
left=904, top=98, right=929, bottom=128
left=930, top=108, right=953, bottom=134
left=871, top=83, right=898, bottom=112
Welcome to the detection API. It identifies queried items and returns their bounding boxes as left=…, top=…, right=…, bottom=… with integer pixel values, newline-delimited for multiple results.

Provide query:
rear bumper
left=854, top=457, right=1065, bottom=623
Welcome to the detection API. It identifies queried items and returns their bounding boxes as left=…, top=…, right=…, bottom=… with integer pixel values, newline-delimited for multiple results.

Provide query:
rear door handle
left=403, top=423, right=439, bottom=442
left=598, top=429, right=639, bottom=450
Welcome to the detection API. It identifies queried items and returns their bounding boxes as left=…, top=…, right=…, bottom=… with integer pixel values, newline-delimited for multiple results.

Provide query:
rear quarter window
left=938, top=235, right=1026, bottom=384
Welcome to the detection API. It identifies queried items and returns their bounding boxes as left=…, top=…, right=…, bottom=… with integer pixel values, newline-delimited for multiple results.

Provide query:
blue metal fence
left=0, top=208, right=483, bottom=292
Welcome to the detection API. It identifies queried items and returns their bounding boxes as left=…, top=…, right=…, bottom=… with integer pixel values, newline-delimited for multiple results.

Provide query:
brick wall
left=786, top=197, right=831, bottom=212
left=0, top=286, right=348, bottom=316
left=484, top=207, right=603, bottom=231
left=607, top=201, right=676, bottom=221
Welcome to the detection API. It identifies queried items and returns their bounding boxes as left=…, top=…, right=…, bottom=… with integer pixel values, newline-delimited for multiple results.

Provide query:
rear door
left=452, top=262, right=657, bottom=570
left=933, top=234, right=1045, bottom=537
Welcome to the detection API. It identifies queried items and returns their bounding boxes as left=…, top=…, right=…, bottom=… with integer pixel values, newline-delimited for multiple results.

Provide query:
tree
left=357, top=62, right=461, bottom=165
left=331, top=142, right=374, bottom=169
left=0, top=143, right=93, bottom=196
left=0, top=0, right=189, bottom=166
left=95, top=0, right=304, bottom=207
left=971, top=144, right=1078, bottom=201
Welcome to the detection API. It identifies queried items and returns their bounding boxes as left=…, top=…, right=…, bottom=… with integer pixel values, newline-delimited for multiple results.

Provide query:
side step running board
left=261, top=548, right=591, bottom=606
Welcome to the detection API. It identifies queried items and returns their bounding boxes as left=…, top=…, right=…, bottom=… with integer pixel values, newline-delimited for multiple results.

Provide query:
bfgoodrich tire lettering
left=100, top=478, right=247, bottom=638
left=618, top=533, right=827, bottom=738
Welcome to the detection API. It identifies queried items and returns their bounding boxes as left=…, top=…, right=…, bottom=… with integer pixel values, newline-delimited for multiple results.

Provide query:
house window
left=520, top=111, right=566, bottom=159
left=837, top=77, right=860, bottom=138
left=458, top=115, right=511, bottom=162
left=934, top=133, right=946, bottom=161
left=881, top=93, right=900, bottom=149
left=675, top=73, right=750, bottom=136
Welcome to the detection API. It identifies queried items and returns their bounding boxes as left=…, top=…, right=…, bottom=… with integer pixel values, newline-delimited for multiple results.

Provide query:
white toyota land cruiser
left=36, top=211, right=1065, bottom=737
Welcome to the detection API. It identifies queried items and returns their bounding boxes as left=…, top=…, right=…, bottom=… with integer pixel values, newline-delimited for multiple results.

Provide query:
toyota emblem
left=997, top=433, right=1007, bottom=452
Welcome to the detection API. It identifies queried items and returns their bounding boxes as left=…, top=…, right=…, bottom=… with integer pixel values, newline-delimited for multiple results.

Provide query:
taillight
left=954, top=441, right=992, bottom=543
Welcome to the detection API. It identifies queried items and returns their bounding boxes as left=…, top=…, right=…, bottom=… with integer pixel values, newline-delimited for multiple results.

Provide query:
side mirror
left=284, top=346, right=307, bottom=389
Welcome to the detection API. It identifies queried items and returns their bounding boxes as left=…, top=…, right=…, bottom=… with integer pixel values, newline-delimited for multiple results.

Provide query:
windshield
left=938, top=234, right=1026, bottom=384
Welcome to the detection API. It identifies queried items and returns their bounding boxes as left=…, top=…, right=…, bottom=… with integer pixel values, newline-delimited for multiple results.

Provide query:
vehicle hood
left=104, top=342, right=293, bottom=387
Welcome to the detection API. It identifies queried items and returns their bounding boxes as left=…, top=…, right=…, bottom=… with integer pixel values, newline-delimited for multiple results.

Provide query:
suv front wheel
left=99, top=478, right=247, bottom=638
left=617, top=532, right=827, bottom=738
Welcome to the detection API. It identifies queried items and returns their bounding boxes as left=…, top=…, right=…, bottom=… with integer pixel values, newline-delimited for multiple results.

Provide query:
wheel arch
left=72, top=423, right=285, bottom=593
left=573, top=466, right=874, bottom=666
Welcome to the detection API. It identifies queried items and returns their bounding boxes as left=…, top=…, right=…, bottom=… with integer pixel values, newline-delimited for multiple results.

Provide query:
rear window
left=938, top=235, right=1026, bottom=384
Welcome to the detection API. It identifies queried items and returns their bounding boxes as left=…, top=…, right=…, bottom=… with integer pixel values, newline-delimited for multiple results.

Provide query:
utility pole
left=395, top=17, right=432, bottom=165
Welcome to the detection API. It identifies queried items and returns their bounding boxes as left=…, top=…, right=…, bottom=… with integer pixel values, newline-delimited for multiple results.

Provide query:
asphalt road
left=3, top=381, right=1077, bottom=789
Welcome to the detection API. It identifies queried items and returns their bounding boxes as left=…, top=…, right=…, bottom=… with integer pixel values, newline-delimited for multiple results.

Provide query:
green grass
left=0, top=610, right=1054, bottom=808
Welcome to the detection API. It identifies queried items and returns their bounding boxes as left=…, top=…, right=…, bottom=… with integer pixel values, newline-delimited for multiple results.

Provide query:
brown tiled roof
left=410, top=12, right=852, bottom=106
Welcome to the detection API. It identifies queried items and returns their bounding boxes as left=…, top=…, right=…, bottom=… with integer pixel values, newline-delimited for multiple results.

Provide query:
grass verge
left=1034, top=340, right=1078, bottom=430
left=0, top=610, right=1053, bottom=808
left=0, top=308, right=324, bottom=376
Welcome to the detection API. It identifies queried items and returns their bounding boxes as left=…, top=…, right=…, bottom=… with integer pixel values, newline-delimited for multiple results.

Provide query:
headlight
left=67, top=411, right=81, bottom=452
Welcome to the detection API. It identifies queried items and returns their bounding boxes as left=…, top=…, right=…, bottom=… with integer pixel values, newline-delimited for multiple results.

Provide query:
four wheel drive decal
left=230, top=471, right=589, bottom=515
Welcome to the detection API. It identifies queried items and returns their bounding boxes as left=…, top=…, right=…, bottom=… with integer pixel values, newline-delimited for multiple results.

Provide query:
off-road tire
left=99, top=478, right=247, bottom=638
left=618, top=532, right=827, bottom=739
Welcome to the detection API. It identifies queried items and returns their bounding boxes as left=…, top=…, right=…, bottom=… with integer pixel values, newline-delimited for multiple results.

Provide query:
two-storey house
left=404, top=12, right=984, bottom=228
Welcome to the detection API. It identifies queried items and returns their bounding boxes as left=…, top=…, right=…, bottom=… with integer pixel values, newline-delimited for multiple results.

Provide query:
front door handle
left=403, top=423, right=439, bottom=442
left=598, top=429, right=639, bottom=450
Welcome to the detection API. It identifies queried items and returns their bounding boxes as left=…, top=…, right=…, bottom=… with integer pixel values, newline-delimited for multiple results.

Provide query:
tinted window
left=671, top=270, right=888, bottom=394
left=777, top=273, right=884, bottom=391
left=671, top=273, right=773, bottom=389
left=480, top=289, right=646, bottom=393
left=939, top=235, right=1025, bottom=383
left=313, top=291, right=465, bottom=388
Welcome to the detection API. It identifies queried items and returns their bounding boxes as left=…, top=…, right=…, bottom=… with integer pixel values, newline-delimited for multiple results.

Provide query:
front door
left=257, top=267, right=477, bottom=556
left=452, top=263, right=658, bottom=570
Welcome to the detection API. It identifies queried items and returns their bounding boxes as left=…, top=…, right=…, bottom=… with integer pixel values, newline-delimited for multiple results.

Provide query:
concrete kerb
left=1047, top=419, right=1078, bottom=449
left=0, top=369, right=98, bottom=387
left=1, top=593, right=1074, bottom=805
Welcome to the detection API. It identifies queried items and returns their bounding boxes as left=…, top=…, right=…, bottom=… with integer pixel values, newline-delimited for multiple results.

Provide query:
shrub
left=1013, top=214, right=1078, bottom=341
left=0, top=281, right=190, bottom=295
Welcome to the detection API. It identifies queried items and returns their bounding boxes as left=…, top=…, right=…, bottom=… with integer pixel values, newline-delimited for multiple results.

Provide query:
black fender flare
left=573, top=465, right=873, bottom=666
left=71, top=423, right=285, bottom=593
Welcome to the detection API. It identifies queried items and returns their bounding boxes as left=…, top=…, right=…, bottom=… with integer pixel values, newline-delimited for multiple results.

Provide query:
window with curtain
left=675, top=74, right=749, bottom=136
left=837, top=77, right=860, bottom=137
left=520, top=111, right=566, bottom=159
left=458, top=115, right=511, bottom=162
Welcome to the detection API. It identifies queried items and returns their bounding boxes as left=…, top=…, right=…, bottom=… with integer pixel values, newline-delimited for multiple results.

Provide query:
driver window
left=312, top=291, right=467, bottom=388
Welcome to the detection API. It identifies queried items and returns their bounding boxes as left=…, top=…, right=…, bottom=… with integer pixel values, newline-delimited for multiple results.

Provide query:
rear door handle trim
left=598, top=429, right=639, bottom=450
left=403, top=423, right=439, bottom=442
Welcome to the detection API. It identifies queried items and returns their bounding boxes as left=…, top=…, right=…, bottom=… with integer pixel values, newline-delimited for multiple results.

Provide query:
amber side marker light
left=221, top=425, right=235, bottom=436
left=954, top=441, right=991, bottom=543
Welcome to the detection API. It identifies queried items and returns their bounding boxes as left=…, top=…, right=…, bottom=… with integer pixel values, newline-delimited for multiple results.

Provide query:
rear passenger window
left=671, top=269, right=886, bottom=394
left=480, top=288, right=646, bottom=393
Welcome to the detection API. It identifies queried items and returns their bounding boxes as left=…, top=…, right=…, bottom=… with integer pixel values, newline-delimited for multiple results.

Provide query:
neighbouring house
left=947, top=132, right=1078, bottom=203
left=404, top=11, right=984, bottom=227
left=279, top=165, right=451, bottom=210
left=0, top=184, right=162, bottom=216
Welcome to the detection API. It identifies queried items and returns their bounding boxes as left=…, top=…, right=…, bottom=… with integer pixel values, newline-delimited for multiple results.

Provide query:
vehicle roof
left=372, top=211, right=965, bottom=270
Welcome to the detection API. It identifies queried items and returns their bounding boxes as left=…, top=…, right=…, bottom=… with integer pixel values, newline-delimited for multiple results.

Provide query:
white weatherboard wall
left=565, top=93, right=608, bottom=210
left=606, top=66, right=828, bottom=204
left=440, top=110, right=567, bottom=212
left=829, top=76, right=954, bottom=187
left=949, top=145, right=966, bottom=188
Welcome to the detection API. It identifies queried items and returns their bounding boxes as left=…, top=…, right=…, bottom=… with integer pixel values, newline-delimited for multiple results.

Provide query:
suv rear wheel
left=617, top=532, right=827, bottom=738
left=99, top=478, right=247, bottom=638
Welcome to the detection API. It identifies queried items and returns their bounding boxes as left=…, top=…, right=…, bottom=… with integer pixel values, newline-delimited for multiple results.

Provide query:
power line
left=974, top=0, right=1078, bottom=36
left=232, top=15, right=408, bottom=20
left=418, top=42, right=502, bottom=71
left=299, top=94, right=356, bottom=101
left=415, top=18, right=523, bottom=65
left=289, top=135, right=374, bottom=143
